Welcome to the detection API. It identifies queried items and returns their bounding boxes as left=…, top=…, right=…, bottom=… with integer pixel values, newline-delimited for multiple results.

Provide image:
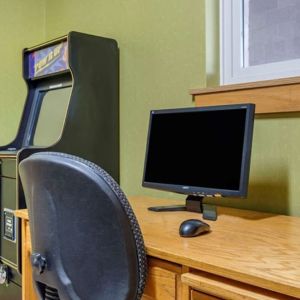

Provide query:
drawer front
left=182, top=271, right=298, bottom=300
left=192, top=290, right=221, bottom=300
left=143, top=265, right=176, bottom=300
left=143, top=258, right=181, bottom=300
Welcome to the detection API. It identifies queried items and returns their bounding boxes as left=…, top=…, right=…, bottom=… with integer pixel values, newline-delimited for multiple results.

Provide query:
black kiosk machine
left=0, top=32, right=119, bottom=298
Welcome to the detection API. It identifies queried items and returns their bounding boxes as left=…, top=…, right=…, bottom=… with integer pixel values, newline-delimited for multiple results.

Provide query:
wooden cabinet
left=15, top=196, right=300, bottom=300
left=142, top=258, right=180, bottom=300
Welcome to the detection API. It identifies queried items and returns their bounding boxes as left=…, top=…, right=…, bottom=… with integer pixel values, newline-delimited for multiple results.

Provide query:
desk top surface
left=130, top=196, right=300, bottom=298
left=15, top=195, right=300, bottom=298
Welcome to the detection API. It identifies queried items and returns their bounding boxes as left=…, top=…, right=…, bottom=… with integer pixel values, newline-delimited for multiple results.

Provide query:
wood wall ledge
left=190, top=77, right=300, bottom=114
left=190, top=76, right=300, bottom=95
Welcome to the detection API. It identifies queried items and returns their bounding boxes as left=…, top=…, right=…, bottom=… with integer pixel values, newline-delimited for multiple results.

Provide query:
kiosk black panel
left=0, top=32, right=119, bottom=298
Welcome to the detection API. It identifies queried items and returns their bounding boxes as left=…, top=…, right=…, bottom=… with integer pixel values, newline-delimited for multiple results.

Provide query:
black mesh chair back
left=19, top=152, right=147, bottom=300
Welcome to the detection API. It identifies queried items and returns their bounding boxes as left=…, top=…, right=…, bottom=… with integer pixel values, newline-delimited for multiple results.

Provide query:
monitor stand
left=148, top=195, right=217, bottom=220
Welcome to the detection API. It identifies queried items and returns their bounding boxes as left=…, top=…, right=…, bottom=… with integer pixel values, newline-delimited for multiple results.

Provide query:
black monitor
left=142, top=103, right=255, bottom=219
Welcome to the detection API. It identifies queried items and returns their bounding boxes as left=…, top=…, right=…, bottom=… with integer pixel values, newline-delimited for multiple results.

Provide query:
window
left=221, top=0, right=300, bottom=84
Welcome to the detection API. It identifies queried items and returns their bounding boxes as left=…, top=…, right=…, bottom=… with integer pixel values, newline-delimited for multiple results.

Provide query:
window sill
left=190, top=76, right=300, bottom=114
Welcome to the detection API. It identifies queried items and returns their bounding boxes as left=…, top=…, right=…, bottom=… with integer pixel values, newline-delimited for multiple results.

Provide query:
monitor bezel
left=142, top=103, right=255, bottom=198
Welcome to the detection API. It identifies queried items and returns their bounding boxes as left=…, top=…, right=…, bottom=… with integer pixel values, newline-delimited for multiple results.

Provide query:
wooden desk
left=15, top=196, right=300, bottom=300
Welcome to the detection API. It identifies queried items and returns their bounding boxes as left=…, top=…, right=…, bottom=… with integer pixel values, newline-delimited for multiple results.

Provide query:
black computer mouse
left=179, top=219, right=210, bottom=237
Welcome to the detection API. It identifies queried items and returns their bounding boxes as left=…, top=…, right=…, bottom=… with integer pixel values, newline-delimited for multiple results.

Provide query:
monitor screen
left=23, top=85, right=71, bottom=147
left=143, top=104, right=255, bottom=198
left=33, top=87, right=71, bottom=146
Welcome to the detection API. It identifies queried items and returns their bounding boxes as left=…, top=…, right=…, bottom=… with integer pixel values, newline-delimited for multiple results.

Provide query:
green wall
left=207, top=114, right=300, bottom=216
left=44, top=0, right=206, bottom=198
left=200, top=1, right=300, bottom=216
left=0, top=0, right=45, bottom=145
left=1, top=1, right=300, bottom=216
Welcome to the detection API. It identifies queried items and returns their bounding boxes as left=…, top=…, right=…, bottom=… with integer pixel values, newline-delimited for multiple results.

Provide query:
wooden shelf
left=190, top=76, right=300, bottom=114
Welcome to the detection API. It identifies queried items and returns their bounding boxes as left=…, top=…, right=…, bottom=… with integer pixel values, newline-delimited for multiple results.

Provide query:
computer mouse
left=179, top=219, right=210, bottom=237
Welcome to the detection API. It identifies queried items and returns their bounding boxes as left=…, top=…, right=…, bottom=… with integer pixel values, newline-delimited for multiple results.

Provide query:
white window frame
left=221, top=0, right=300, bottom=85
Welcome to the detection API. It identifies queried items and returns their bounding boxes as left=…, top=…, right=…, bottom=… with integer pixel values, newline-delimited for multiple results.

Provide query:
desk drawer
left=181, top=271, right=298, bottom=300
left=192, top=290, right=220, bottom=300
left=143, top=258, right=181, bottom=300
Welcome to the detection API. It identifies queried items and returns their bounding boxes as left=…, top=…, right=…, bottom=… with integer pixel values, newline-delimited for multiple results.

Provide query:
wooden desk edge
left=14, top=209, right=29, bottom=220
left=147, top=248, right=300, bottom=298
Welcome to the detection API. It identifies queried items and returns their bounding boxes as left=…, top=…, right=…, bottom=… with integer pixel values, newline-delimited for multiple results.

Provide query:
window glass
left=244, top=0, right=300, bottom=67
left=221, top=0, right=300, bottom=84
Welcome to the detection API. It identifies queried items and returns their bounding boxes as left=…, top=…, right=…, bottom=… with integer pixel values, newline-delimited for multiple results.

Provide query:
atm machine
left=0, top=31, right=119, bottom=299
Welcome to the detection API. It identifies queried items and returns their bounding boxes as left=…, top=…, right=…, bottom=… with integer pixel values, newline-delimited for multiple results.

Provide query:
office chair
left=19, top=152, right=147, bottom=300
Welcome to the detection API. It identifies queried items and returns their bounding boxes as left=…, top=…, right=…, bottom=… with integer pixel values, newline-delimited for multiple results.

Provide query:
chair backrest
left=19, top=152, right=147, bottom=300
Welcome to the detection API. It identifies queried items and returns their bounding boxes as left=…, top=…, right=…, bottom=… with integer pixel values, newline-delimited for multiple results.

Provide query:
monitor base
left=148, top=195, right=203, bottom=212
left=147, top=205, right=187, bottom=212
left=148, top=195, right=218, bottom=221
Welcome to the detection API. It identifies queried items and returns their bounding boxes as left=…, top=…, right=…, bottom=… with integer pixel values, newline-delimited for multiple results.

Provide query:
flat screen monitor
left=142, top=103, right=255, bottom=214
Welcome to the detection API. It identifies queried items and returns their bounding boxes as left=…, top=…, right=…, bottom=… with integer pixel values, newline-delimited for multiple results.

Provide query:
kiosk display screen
left=33, top=87, right=71, bottom=146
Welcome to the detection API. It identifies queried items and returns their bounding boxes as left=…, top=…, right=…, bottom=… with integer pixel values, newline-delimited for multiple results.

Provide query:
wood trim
left=190, top=76, right=300, bottom=95
left=14, top=209, right=29, bottom=220
left=190, top=77, right=300, bottom=114
left=21, top=219, right=38, bottom=300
